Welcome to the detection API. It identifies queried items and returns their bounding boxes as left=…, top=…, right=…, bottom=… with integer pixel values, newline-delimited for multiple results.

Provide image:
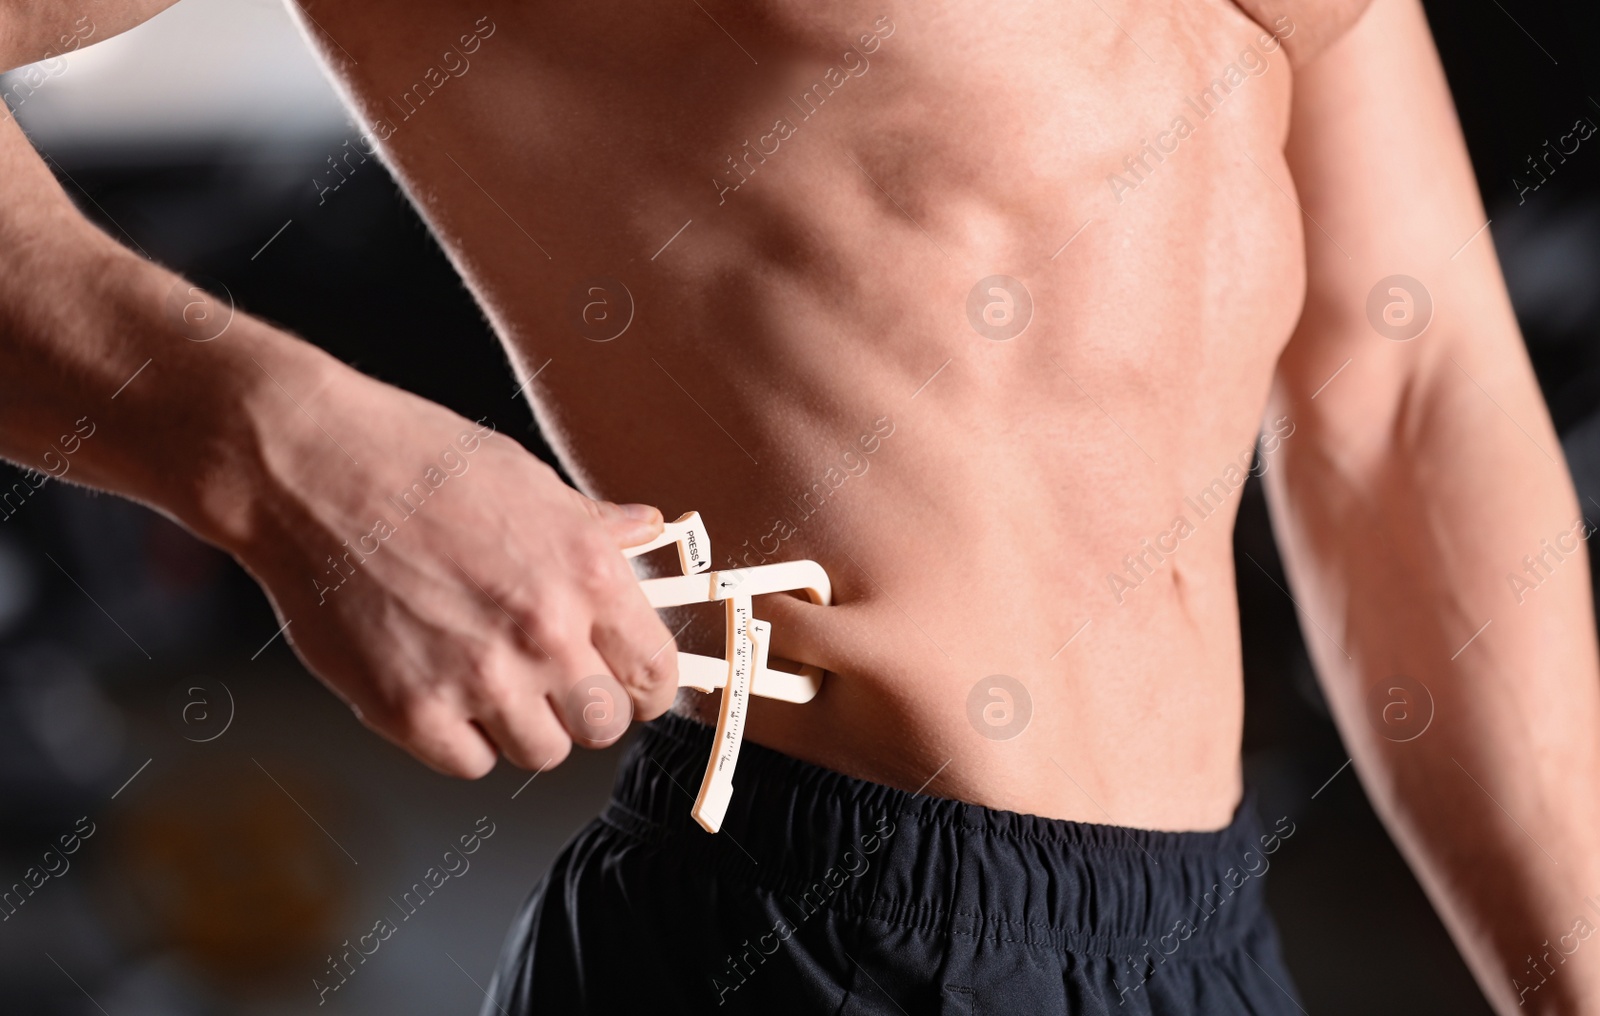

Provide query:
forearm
left=1264, top=323, right=1600, bottom=1012
left=0, top=112, right=345, bottom=551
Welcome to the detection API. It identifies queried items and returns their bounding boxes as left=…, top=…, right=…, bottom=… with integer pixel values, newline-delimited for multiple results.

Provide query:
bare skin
left=302, top=0, right=1315, bottom=829
left=3, top=0, right=1600, bottom=1011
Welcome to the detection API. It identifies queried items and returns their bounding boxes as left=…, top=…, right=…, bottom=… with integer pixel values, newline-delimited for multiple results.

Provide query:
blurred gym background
left=0, top=1, right=1597, bottom=1012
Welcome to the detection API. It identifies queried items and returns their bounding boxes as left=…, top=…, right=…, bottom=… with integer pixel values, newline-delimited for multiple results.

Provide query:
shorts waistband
left=600, top=714, right=1286, bottom=958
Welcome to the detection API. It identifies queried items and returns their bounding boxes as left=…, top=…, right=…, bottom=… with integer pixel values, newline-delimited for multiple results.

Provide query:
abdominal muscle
left=303, top=0, right=1308, bottom=831
left=649, top=417, right=1259, bottom=834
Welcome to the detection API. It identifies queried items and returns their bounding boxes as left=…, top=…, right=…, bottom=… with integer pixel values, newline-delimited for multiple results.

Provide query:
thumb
left=584, top=498, right=663, bottom=547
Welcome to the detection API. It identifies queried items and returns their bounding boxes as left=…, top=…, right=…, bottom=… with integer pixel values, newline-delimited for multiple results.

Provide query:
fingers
left=563, top=492, right=679, bottom=718
left=404, top=550, right=671, bottom=773
left=547, top=526, right=679, bottom=722
left=454, top=572, right=669, bottom=765
left=463, top=650, right=644, bottom=765
left=388, top=493, right=673, bottom=773
left=588, top=569, right=680, bottom=721
left=363, top=696, right=501, bottom=780
left=461, top=649, right=637, bottom=765
left=474, top=695, right=574, bottom=770
left=374, top=631, right=667, bottom=775
left=552, top=665, right=635, bottom=748
left=579, top=493, right=663, bottom=548
left=445, top=641, right=575, bottom=770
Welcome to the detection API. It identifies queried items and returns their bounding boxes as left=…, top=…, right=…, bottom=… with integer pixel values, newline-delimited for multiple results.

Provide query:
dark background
left=2, top=1, right=1599, bottom=1012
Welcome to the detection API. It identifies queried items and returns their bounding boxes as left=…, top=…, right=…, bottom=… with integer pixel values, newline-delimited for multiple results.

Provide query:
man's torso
left=298, top=0, right=1368, bottom=830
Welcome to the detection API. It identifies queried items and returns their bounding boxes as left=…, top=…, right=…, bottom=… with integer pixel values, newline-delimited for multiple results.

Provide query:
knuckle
left=616, top=639, right=673, bottom=699
left=386, top=700, right=495, bottom=780
left=464, top=653, right=514, bottom=707
left=547, top=738, right=574, bottom=767
left=608, top=660, right=646, bottom=699
left=572, top=542, right=622, bottom=599
left=577, top=572, right=610, bottom=604
left=524, top=597, right=582, bottom=656
left=445, top=749, right=496, bottom=781
left=504, top=588, right=572, bottom=655
left=628, top=683, right=671, bottom=723
left=636, top=677, right=676, bottom=719
left=644, top=615, right=680, bottom=674
left=518, top=579, right=569, bottom=636
left=500, top=583, right=547, bottom=627
left=495, top=736, right=540, bottom=770
left=391, top=696, right=438, bottom=743
left=642, top=642, right=678, bottom=690
left=571, top=490, right=606, bottom=524
left=525, top=730, right=573, bottom=768
left=561, top=673, right=634, bottom=744
left=613, top=668, right=671, bottom=724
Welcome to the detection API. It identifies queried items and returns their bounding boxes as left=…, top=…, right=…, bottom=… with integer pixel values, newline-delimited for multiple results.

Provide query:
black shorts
left=482, top=713, right=1305, bottom=1014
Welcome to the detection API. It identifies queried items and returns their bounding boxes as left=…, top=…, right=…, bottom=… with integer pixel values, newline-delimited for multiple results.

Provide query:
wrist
left=0, top=188, right=373, bottom=564
left=195, top=325, right=480, bottom=576
left=181, top=319, right=358, bottom=560
left=93, top=255, right=358, bottom=559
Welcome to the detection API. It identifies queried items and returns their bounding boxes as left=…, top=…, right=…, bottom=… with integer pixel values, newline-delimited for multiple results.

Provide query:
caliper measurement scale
left=624, top=513, right=830, bottom=833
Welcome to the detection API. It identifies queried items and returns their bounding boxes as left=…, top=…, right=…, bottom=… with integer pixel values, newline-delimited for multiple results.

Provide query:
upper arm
left=1273, top=0, right=1551, bottom=468
left=1227, top=0, right=1377, bottom=67
left=0, top=1, right=179, bottom=72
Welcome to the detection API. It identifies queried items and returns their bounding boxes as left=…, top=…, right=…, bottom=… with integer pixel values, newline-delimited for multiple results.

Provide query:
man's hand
left=228, top=368, right=679, bottom=778
left=0, top=91, right=677, bottom=780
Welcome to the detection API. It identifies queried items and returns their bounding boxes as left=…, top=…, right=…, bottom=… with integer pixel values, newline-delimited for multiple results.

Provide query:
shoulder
left=1225, top=0, right=1377, bottom=66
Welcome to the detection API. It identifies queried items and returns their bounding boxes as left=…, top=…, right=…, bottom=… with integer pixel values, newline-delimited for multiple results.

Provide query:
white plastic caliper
left=623, top=512, right=831, bottom=832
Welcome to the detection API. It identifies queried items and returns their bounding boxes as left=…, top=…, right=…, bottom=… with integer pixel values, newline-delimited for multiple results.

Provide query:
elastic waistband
left=601, top=714, right=1285, bottom=958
